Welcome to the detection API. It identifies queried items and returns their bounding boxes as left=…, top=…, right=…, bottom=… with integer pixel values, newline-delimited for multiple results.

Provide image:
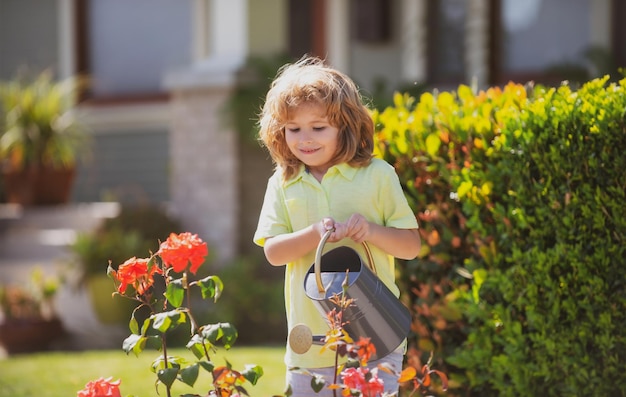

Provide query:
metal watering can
left=289, top=229, right=412, bottom=360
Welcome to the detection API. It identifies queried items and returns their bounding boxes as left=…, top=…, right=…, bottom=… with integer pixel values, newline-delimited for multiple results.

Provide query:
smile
left=299, top=147, right=320, bottom=154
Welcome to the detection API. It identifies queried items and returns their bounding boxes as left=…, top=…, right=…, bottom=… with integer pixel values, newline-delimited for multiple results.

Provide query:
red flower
left=112, top=257, right=161, bottom=295
left=341, top=367, right=384, bottom=397
left=77, top=377, right=122, bottom=397
left=158, top=232, right=208, bottom=274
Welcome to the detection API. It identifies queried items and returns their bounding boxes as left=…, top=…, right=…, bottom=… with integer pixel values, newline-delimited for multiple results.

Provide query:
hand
left=314, top=217, right=348, bottom=243
left=344, top=213, right=371, bottom=244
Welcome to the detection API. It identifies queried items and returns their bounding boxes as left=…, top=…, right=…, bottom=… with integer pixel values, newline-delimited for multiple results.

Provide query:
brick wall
left=169, top=84, right=239, bottom=265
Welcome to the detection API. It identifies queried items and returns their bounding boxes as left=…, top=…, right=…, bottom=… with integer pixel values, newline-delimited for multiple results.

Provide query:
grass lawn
left=0, top=346, right=286, bottom=397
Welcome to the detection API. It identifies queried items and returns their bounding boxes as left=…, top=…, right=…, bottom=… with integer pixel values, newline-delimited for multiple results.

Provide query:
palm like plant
left=0, top=70, right=88, bottom=170
left=0, top=71, right=90, bottom=205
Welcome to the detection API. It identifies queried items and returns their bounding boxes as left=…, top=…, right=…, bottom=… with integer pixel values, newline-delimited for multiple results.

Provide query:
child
left=253, top=56, right=421, bottom=396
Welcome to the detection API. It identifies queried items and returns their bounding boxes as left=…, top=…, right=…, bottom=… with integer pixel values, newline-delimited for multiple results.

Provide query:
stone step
left=0, top=202, right=129, bottom=352
left=0, top=202, right=120, bottom=231
left=0, top=202, right=120, bottom=283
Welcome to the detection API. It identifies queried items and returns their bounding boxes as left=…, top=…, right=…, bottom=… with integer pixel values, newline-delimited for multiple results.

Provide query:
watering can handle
left=314, top=228, right=376, bottom=293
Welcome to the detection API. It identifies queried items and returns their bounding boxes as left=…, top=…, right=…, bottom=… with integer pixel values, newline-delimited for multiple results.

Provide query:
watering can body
left=303, top=244, right=412, bottom=360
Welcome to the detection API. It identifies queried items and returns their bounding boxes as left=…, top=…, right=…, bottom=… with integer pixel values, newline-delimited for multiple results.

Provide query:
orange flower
left=352, top=337, right=377, bottom=365
left=158, top=232, right=208, bottom=274
left=112, top=257, right=161, bottom=295
left=77, top=377, right=122, bottom=397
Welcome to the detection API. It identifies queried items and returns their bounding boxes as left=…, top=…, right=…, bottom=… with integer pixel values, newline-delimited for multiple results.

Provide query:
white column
left=166, top=0, right=248, bottom=88
left=466, top=0, right=489, bottom=88
left=57, top=0, right=76, bottom=79
left=165, top=0, right=249, bottom=265
left=209, top=0, right=248, bottom=65
left=400, top=0, right=427, bottom=83
left=589, top=0, right=610, bottom=47
left=192, top=0, right=211, bottom=61
left=325, top=0, right=350, bottom=72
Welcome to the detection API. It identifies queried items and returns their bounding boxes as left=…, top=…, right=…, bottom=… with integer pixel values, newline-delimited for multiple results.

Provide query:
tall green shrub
left=373, top=83, right=528, bottom=394
left=452, top=77, right=626, bottom=397
left=375, top=77, right=626, bottom=396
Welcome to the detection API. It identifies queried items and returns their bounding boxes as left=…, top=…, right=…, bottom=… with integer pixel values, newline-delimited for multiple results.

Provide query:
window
left=494, top=0, right=592, bottom=85
left=426, top=0, right=467, bottom=86
left=76, top=0, right=192, bottom=102
left=288, top=0, right=326, bottom=60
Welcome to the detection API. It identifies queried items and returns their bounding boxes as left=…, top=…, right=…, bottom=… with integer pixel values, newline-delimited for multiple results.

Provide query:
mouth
left=299, top=147, right=320, bottom=154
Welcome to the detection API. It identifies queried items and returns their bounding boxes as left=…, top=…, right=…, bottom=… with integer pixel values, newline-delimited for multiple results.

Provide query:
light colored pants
left=286, top=347, right=404, bottom=397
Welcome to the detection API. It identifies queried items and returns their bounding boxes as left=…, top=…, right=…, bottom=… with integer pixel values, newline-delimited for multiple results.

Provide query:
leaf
left=398, top=367, right=417, bottom=383
left=157, top=367, right=179, bottom=388
left=198, top=360, right=215, bottom=373
left=421, top=369, right=431, bottom=387
left=180, top=364, right=199, bottom=387
left=186, top=334, right=212, bottom=359
left=431, top=369, right=449, bottom=391
left=425, top=133, right=441, bottom=156
left=140, top=316, right=152, bottom=335
left=165, top=278, right=185, bottom=308
left=242, top=364, right=264, bottom=385
left=151, top=310, right=186, bottom=333
left=457, top=84, right=474, bottom=103
left=310, top=375, right=325, bottom=393
left=122, top=334, right=144, bottom=356
left=457, top=181, right=473, bottom=198
left=201, top=323, right=238, bottom=349
left=197, top=275, right=224, bottom=302
left=129, top=313, right=139, bottom=335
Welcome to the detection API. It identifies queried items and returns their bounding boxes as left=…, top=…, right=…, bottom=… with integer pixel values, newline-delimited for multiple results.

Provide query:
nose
left=299, top=129, right=314, bottom=143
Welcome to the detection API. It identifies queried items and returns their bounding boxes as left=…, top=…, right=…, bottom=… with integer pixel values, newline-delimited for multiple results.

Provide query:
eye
left=312, top=126, right=326, bottom=131
left=286, top=127, right=300, bottom=133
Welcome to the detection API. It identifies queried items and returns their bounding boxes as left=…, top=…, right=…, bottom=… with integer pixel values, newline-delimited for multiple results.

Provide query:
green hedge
left=374, top=77, right=626, bottom=396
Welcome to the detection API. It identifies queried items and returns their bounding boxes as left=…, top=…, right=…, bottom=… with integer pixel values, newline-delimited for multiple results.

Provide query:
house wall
left=72, top=128, right=170, bottom=203
left=168, top=83, right=239, bottom=265
left=74, top=102, right=172, bottom=204
left=248, top=0, right=287, bottom=56
left=0, top=0, right=59, bottom=78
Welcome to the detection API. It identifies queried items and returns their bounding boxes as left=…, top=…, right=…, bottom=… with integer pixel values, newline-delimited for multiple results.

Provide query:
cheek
left=284, top=133, right=297, bottom=147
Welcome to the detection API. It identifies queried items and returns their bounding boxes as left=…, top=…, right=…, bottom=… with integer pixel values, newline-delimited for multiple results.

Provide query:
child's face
left=284, top=103, right=339, bottom=178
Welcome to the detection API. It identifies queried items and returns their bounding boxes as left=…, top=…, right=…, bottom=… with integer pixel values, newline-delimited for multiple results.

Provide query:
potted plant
left=0, top=70, right=89, bottom=206
left=0, top=267, right=65, bottom=354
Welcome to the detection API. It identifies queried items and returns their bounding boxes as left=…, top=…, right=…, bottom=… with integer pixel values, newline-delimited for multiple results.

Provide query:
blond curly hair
left=258, top=56, right=374, bottom=181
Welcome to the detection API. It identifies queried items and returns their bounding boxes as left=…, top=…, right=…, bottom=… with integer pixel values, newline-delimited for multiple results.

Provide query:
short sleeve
left=379, top=162, right=419, bottom=230
left=253, top=172, right=292, bottom=247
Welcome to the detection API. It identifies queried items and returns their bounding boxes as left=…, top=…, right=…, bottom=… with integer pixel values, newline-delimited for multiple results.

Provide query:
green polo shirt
left=254, top=158, right=418, bottom=368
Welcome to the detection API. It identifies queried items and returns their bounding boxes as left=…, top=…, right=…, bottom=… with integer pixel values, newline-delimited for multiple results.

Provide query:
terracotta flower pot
left=35, top=165, right=76, bottom=205
left=1, top=164, right=76, bottom=206
left=1, top=166, right=38, bottom=206
left=0, top=317, right=65, bottom=354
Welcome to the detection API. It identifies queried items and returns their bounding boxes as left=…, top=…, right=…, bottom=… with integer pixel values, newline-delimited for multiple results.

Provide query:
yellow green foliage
left=375, top=76, right=626, bottom=396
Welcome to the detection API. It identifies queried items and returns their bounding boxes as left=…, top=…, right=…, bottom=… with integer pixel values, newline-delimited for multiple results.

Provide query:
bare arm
left=263, top=225, right=317, bottom=266
left=263, top=218, right=338, bottom=266
left=264, top=215, right=421, bottom=266
left=342, top=213, right=421, bottom=260
left=360, top=224, right=421, bottom=260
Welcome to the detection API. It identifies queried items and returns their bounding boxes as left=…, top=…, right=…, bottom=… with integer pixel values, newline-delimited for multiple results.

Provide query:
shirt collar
left=283, top=163, right=357, bottom=187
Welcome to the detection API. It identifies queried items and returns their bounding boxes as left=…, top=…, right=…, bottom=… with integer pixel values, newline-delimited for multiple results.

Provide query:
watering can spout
left=288, top=323, right=325, bottom=354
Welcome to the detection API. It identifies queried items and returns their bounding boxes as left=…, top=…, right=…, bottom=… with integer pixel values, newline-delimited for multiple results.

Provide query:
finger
left=346, top=214, right=360, bottom=229
left=352, top=230, right=365, bottom=244
left=320, top=218, right=335, bottom=236
left=332, top=223, right=347, bottom=241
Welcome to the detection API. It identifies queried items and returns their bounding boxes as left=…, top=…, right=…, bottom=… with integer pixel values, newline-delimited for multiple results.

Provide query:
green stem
left=162, top=333, right=172, bottom=397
